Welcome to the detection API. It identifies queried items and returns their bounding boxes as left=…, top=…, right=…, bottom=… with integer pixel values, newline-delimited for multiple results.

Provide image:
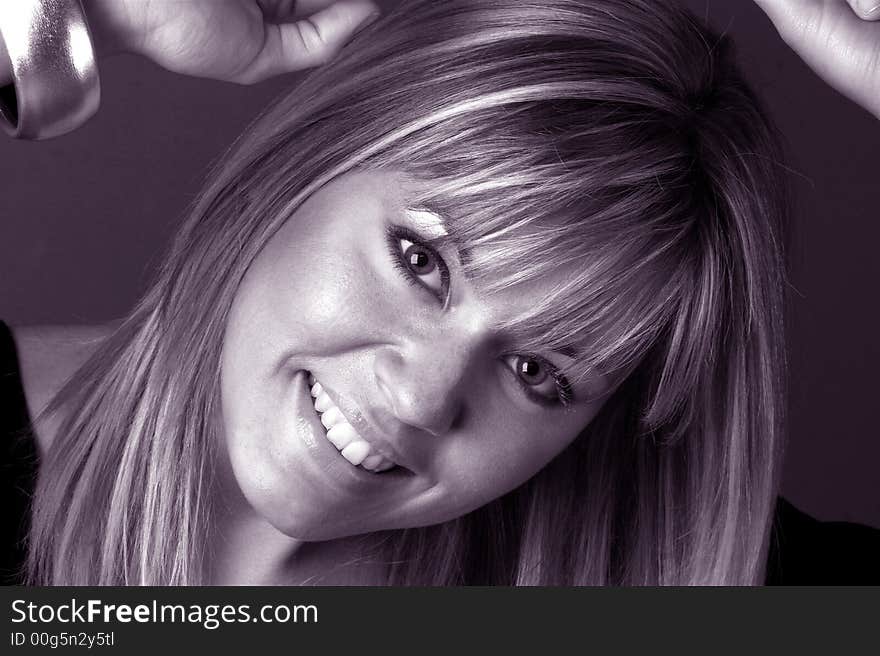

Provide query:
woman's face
left=220, top=170, right=609, bottom=540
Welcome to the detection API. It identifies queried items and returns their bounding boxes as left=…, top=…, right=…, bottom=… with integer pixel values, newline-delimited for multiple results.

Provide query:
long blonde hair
left=28, top=0, right=789, bottom=585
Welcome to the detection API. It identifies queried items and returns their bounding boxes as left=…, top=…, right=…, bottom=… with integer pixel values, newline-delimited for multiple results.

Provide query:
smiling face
left=219, top=169, right=610, bottom=540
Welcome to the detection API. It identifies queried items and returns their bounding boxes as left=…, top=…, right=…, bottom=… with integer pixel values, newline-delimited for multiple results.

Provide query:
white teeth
left=361, top=454, right=396, bottom=472
left=325, top=422, right=358, bottom=450
left=341, top=440, right=371, bottom=466
left=307, top=377, right=399, bottom=473
left=314, top=391, right=333, bottom=413
left=361, top=454, right=384, bottom=470
left=320, top=405, right=345, bottom=430
left=307, top=372, right=316, bottom=386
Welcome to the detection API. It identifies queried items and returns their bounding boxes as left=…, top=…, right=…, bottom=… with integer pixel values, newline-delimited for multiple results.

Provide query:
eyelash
left=509, top=354, right=574, bottom=408
left=384, top=225, right=450, bottom=303
left=384, top=225, right=574, bottom=408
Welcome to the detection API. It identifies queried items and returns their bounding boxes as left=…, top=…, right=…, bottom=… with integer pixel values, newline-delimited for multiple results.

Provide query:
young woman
left=1, top=0, right=878, bottom=585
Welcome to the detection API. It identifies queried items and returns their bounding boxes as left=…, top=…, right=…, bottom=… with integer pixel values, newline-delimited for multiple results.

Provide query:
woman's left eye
left=504, top=354, right=573, bottom=407
left=386, top=227, right=450, bottom=301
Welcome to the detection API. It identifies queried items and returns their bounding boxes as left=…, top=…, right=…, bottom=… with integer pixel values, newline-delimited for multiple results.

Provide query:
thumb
left=752, top=0, right=827, bottom=44
left=248, top=0, right=380, bottom=81
left=753, top=0, right=877, bottom=47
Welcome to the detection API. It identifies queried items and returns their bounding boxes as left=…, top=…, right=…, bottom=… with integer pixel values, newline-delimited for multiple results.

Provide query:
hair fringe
left=28, top=0, right=789, bottom=586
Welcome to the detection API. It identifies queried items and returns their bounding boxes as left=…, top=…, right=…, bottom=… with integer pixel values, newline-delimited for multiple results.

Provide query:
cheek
left=435, top=405, right=584, bottom=513
left=244, top=228, right=393, bottom=355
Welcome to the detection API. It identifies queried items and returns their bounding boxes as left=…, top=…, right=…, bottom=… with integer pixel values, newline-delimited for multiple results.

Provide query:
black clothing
left=1, top=320, right=877, bottom=585
left=765, top=497, right=880, bottom=584
left=0, top=321, right=38, bottom=585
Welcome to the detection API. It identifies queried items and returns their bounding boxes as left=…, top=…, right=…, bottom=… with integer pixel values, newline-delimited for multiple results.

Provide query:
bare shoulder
left=11, top=323, right=117, bottom=455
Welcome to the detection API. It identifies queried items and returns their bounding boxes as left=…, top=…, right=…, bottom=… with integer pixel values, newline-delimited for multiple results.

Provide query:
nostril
left=372, top=342, right=469, bottom=436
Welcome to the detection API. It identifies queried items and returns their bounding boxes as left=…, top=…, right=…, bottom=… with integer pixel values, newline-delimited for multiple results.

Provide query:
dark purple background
left=1, top=1, right=878, bottom=527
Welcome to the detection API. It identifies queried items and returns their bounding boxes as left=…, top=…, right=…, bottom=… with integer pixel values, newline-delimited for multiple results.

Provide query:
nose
left=372, top=335, right=477, bottom=437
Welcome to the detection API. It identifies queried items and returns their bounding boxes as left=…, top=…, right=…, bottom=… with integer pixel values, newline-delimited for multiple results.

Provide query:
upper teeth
left=309, top=375, right=396, bottom=473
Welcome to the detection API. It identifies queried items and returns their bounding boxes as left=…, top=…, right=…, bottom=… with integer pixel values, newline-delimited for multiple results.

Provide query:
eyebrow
left=404, top=206, right=472, bottom=268
left=405, top=207, right=448, bottom=238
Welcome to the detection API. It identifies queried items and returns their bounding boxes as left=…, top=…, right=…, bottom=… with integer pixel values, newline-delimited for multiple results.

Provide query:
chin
left=270, top=508, right=390, bottom=542
left=233, top=476, right=385, bottom=541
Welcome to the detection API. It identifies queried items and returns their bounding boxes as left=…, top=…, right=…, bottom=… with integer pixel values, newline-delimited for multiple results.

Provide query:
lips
left=307, top=373, right=399, bottom=473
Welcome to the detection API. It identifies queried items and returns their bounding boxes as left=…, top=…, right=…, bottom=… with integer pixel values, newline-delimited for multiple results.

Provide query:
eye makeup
left=404, top=207, right=449, bottom=239
left=384, top=224, right=451, bottom=303
left=383, top=222, right=575, bottom=408
left=505, top=353, right=575, bottom=407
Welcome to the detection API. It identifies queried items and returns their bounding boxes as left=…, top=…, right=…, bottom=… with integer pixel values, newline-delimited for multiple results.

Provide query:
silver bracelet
left=0, top=0, right=100, bottom=139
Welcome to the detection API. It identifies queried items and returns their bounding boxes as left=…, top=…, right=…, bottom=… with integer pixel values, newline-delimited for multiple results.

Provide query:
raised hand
left=754, top=0, right=880, bottom=118
left=85, top=0, right=380, bottom=84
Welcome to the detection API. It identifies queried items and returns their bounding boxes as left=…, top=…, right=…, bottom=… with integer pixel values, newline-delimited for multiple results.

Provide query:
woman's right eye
left=385, top=227, right=450, bottom=302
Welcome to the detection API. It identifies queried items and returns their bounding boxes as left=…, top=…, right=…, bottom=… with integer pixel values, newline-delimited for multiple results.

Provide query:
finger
left=258, top=0, right=337, bottom=22
left=257, top=0, right=341, bottom=20
left=291, top=0, right=347, bottom=17
left=752, top=0, right=880, bottom=116
left=846, top=0, right=880, bottom=21
left=752, top=0, right=824, bottom=40
left=752, top=0, right=880, bottom=63
left=754, top=0, right=879, bottom=36
left=256, top=0, right=299, bottom=22
left=245, top=0, right=380, bottom=80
